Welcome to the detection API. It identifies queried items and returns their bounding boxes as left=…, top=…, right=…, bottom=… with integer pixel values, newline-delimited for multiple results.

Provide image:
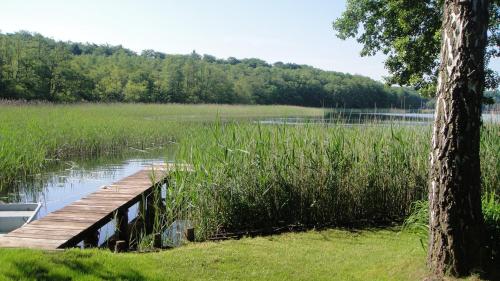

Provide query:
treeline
left=0, top=31, right=426, bottom=108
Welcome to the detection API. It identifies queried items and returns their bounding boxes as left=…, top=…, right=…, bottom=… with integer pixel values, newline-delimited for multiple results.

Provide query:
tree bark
left=429, top=0, right=489, bottom=277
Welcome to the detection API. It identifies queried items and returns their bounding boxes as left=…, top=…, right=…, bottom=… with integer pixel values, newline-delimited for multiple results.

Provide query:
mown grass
left=0, top=103, right=323, bottom=185
left=0, top=229, right=431, bottom=281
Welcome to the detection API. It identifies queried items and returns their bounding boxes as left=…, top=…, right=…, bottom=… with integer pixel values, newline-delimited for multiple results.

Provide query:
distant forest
left=0, top=31, right=427, bottom=108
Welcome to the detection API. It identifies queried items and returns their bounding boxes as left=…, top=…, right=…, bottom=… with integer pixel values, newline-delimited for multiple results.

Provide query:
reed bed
left=169, top=122, right=499, bottom=240
left=0, top=103, right=323, bottom=186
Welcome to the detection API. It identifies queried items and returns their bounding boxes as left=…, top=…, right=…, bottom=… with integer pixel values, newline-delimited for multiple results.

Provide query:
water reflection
left=1, top=147, right=175, bottom=220
left=257, top=109, right=500, bottom=125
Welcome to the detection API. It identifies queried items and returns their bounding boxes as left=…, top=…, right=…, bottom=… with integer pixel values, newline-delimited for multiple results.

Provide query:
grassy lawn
left=0, top=229, right=430, bottom=281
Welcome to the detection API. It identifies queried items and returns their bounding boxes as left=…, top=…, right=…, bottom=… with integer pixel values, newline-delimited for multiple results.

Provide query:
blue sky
left=0, top=0, right=498, bottom=82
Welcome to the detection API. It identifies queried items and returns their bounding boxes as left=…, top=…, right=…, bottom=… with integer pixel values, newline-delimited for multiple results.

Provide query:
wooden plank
left=7, top=232, right=75, bottom=240
left=72, top=199, right=126, bottom=206
left=51, top=208, right=113, bottom=215
left=55, top=206, right=115, bottom=213
left=99, top=187, right=149, bottom=192
left=29, top=219, right=93, bottom=228
left=41, top=215, right=108, bottom=222
left=47, top=212, right=112, bottom=219
left=112, top=181, right=150, bottom=186
left=107, top=184, right=153, bottom=188
left=77, top=198, right=129, bottom=204
left=45, top=212, right=108, bottom=218
left=101, top=187, right=149, bottom=192
left=25, top=224, right=89, bottom=231
left=79, top=196, right=140, bottom=205
left=71, top=203, right=125, bottom=211
left=9, top=228, right=82, bottom=236
left=52, top=206, right=114, bottom=213
left=0, top=237, right=65, bottom=249
left=39, top=217, right=102, bottom=222
left=79, top=195, right=133, bottom=200
left=85, top=194, right=143, bottom=199
left=92, top=192, right=147, bottom=197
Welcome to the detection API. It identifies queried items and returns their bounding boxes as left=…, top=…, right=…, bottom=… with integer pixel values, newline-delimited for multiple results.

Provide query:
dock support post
left=154, top=233, right=162, bottom=248
left=116, top=208, right=129, bottom=251
left=185, top=227, right=195, bottom=242
left=83, top=229, right=99, bottom=248
left=114, top=240, right=127, bottom=253
left=145, top=190, right=156, bottom=234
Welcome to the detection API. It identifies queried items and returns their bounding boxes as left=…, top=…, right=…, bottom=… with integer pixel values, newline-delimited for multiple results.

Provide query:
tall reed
left=168, top=122, right=499, bottom=240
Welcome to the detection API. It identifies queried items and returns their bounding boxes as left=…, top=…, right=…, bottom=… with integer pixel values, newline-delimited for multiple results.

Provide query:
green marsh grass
left=0, top=103, right=323, bottom=186
left=169, top=122, right=499, bottom=239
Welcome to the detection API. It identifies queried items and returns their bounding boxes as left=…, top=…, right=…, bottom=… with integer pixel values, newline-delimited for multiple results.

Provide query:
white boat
left=0, top=203, right=42, bottom=235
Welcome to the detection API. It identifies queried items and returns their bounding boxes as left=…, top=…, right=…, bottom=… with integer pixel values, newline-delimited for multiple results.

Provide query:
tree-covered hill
left=0, top=31, right=425, bottom=108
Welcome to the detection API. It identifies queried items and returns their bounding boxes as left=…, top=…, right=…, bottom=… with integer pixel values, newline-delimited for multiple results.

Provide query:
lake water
left=1, top=148, right=174, bottom=217
left=258, top=110, right=500, bottom=125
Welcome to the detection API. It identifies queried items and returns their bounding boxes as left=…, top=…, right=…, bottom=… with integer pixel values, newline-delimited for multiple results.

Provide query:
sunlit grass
left=0, top=229, right=430, bottom=281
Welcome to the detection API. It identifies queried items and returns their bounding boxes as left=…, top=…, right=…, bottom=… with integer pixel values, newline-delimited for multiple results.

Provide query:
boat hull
left=0, top=203, right=41, bottom=234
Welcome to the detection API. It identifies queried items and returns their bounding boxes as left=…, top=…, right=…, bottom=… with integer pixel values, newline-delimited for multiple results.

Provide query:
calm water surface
left=1, top=148, right=174, bottom=220
left=258, top=110, right=500, bottom=125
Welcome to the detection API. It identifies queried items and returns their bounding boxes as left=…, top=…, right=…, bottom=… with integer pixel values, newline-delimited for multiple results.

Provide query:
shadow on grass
left=6, top=260, right=71, bottom=281
left=209, top=220, right=402, bottom=241
left=6, top=251, right=147, bottom=281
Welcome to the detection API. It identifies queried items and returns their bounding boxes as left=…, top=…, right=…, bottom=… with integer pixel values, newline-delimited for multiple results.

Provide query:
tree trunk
left=429, top=0, right=489, bottom=277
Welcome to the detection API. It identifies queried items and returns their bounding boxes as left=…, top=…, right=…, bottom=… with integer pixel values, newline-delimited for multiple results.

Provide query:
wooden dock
left=0, top=163, right=192, bottom=250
